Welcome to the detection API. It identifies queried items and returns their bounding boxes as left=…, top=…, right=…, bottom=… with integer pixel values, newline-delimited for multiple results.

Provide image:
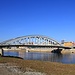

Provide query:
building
left=64, top=42, right=73, bottom=47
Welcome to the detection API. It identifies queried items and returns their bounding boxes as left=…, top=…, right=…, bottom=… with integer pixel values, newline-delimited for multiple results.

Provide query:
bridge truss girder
left=0, top=35, right=61, bottom=46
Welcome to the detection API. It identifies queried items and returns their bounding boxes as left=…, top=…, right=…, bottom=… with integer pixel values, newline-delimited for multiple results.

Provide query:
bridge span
left=0, top=35, right=72, bottom=55
left=0, top=35, right=71, bottom=49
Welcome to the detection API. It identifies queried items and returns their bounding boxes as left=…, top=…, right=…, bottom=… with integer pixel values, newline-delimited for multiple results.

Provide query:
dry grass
left=0, top=56, right=75, bottom=75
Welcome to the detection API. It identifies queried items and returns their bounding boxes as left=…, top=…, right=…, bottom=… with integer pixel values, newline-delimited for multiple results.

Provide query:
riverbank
left=0, top=56, right=75, bottom=75
left=0, top=63, right=45, bottom=75
left=3, top=48, right=75, bottom=54
left=61, top=49, right=75, bottom=54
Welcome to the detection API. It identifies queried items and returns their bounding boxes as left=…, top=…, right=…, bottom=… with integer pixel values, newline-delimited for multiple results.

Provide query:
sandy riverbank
left=61, top=49, right=75, bottom=54
left=1, top=56, right=75, bottom=75
left=29, top=48, right=75, bottom=54
left=0, top=56, right=46, bottom=75
left=0, top=63, right=46, bottom=75
left=3, top=48, right=75, bottom=54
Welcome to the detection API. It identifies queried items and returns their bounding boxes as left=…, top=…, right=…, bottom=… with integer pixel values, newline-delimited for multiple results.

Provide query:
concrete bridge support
left=0, top=48, right=4, bottom=56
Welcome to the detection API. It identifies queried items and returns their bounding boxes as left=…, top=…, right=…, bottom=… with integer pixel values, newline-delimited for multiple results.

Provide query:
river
left=4, top=50, right=75, bottom=64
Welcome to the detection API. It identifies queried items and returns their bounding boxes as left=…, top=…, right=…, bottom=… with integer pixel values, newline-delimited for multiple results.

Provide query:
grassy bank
left=0, top=56, right=75, bottom=75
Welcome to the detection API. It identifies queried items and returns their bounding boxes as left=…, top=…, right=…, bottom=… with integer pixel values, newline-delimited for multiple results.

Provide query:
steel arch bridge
left=0, top=35, right=61, bottom=46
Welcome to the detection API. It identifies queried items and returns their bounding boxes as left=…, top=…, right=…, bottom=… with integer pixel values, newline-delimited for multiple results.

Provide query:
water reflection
left=4, top=51, right=75, bottom=64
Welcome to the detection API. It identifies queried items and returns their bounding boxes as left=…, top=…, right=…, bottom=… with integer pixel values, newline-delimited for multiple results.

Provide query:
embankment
left=1, top=56, right=75, bottom=75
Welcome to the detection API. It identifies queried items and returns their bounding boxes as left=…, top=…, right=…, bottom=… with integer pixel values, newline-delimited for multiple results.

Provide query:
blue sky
left=0, top=0, right=75, bottom=42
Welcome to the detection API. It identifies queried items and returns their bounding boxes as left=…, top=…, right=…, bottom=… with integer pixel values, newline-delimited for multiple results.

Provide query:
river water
left=4, top=51, right=75, bottom=64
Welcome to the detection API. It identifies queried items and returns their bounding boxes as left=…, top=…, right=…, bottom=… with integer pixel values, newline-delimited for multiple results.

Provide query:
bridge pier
left=51, top=48, right=62, bottom=53
left=26, top=49, right=29, bottom=52
left=0, top=48, right=4, bottom=56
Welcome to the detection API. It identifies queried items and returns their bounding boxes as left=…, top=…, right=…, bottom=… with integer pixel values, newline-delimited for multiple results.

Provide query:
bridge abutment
left=0, top=48, right=4, bottom=56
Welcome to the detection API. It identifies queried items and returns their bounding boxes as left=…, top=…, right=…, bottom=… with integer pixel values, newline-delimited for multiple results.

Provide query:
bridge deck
left=0, top=45, right=71, bottom=49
